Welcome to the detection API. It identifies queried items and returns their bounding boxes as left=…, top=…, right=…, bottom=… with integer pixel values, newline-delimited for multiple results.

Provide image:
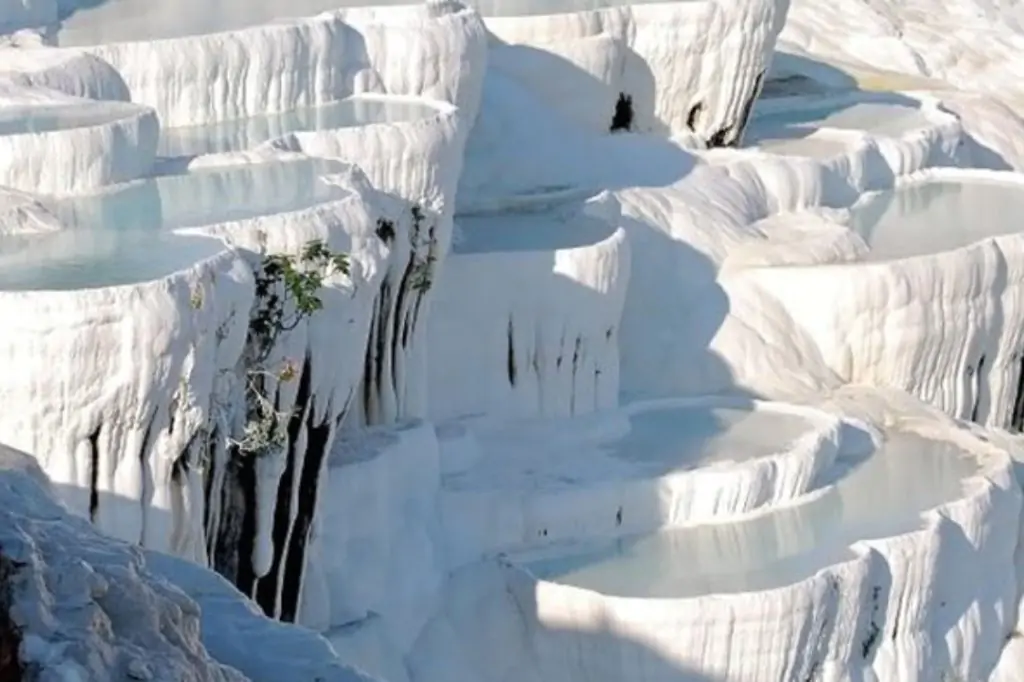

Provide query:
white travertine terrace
left=0, top=158, right=391, bottom=568
left=741, top=91, right=962, bottom=160
left=438, top=396, right=844, bottom=566
left=410, top=393, right=1021, bottom=682
left=736, top=168, right=1024, bottom=430
left=0, top=82, right=158, bottom=194
left=52, top=1, right=487, bottom=128
left=428, top=193, right=628, bottom=421
left=267, top=94, right=469, bottom=424
left=0, top=0, right=484, bottom=630
left=5, top=0, right=1024, bottom=680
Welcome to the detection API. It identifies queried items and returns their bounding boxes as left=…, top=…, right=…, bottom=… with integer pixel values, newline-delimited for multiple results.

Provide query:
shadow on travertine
left=485, top=35, right=664, bottom=137
left=613, top=207, right=759, bottom=402
left=54, top=0, right=110, bottom=22
left=408, top=559, right=727, bottom=682
left=24, top=483, right=717, bottom=682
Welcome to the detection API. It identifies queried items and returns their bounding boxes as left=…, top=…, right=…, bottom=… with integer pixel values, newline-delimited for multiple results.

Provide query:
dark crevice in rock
left=971, top=354, right=986, bottom=423
left=212, top=442, right=257, bottom=596
left=279, top=392, right=336, bottom=623
left=686, top=102, right=703, bottom=132
left=401, top=315, right=412, bottom=350
left=0, top=553, right=23, bottom=682
left=87, top=424, right=102, bottom=524
left=363, top=281, right=391, bottom=420
left=506, top=318, right=517, bottom=386
left=138, top=410, right=159, bottom=542
left=254, top=355, right=313, bottom=618
left=705, top=70, right=765, bottom=148
left=570, top=336, right=582, bottom=413
left=139, top=411, right=158, bottom=467
left=391, top=254, right=417, bottom=396
left=363, top=295, right=380, bottom=419
left=202, top=427, right=219, bottom=542
left=732, top=70, right=765, bottom=145
left=171, top=434, right=197, bottom=487
left=1012, top=352, right=1024, bottom=431
left=610, top=93, right=634, bottom=132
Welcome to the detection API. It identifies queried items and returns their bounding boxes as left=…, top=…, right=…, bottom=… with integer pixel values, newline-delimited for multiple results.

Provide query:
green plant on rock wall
left=232, top=238, right=350, bottom=457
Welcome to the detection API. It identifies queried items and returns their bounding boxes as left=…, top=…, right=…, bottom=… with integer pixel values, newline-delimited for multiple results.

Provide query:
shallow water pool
left=159, top=97, right=439, bottom=158
left=752, top=100, right=928, bottom=138
left=522, top=432, right=975, bottom=597
left=849, top=179, right=1024, bottom=261
left=0, top=157, right=351, bottom=291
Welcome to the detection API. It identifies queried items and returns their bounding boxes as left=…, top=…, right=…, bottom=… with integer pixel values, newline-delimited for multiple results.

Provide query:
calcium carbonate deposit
left=3, top=0, right=1024, bottom=680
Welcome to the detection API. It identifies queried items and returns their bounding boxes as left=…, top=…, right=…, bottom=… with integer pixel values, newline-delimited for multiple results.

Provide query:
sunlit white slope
left=0, top=38, right=132, bottom=101
left=480, top=0, right=784, bottom=142
left=780, top=0, right=1024, bottom=110
left=0, top=246, right=252, bottom=561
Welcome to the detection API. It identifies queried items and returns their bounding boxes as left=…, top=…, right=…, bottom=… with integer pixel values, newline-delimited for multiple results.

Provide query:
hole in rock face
left=375, top=218, right=396, bottom=245
left=706, top=126, right=733, bottom=148
left=610, top=93, right=634, bottom=132
left=686, top=102, right=703, bottom=132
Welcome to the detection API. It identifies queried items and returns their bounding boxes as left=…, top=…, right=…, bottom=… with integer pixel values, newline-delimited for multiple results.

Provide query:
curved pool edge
left=0, top=89, right=159, bottom=195
left=437, top=395, right=856, bottom=568
left=484, top=422, right=1020, bottom=682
